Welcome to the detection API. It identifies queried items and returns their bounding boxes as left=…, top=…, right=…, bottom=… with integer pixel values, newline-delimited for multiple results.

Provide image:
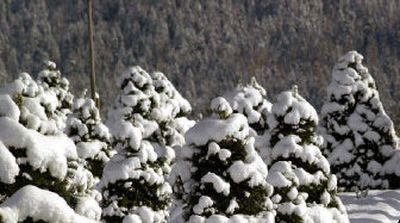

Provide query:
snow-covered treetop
left=268, top=86, right=319, bottom=147
left=66, top=95, right=113, bottom=179
left=115, top=66, right=191, bottom=122
left=185, top=113, right=249, bottom=146
left=0, top=73, right=63, bottom=135
left=37, top=60, right=73, bottom=114
left=108, top=66, right=194, bottom=150
left=220, top=77, right=272, bottom=133
left=67, top=95, right=111, bottom=144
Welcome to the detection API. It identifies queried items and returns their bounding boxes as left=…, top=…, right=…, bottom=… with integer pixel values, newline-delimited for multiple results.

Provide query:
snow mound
left=0, top=185, right=97, bottom=223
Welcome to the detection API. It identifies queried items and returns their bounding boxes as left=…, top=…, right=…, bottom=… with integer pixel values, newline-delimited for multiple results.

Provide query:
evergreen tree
left=267, top=87, right=348, bottom=223
left=37, top=61, right=73, bottom=113
left=319, top=51, right=400, bottom=191
left=219, top=77, right=273, bottom=164
left=37, top=61, right=73, bottom=131
left=65, top=92, right=114, bottom=179
left=222, top=77, right=272, bottom=134
left=100, top=66, right=193, bottom=222
left=173, top=97, right=275, bottom=222
left=0, top=73, right=99, bottom=221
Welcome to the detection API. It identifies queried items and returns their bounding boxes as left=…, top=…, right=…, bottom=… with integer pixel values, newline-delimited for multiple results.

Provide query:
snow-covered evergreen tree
left=267, top=87, right=348, bottom=223
left=320, top=51, right=400, bottom=191
left=37, top=61, right=73, bottom=114
left=65, top=92, right=114, bottom=179
left=0, top=73, right=99, bottom=222
left=172, top=97, right=275, bottom=222
left=220, top=77, right=273, bottom=164
left=222, top=77, right=272, bottom=134
left=99, top=66, right=194, bottom=222
left=36, top=61, right=73, bottom=132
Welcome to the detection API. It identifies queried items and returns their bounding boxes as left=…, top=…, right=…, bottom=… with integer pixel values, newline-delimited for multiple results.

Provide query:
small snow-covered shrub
left=267, top=87, right=348, bottom=223
left=171, top=98, right=275, bottom=222
left=319, top=51, right=400, bottom=191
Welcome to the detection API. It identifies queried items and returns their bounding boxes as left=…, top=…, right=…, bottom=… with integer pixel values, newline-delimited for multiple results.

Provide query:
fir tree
left=100, top=66, right=193, bottom=222
left=267, top=87, right=348, bottom=223
left=319, top=51, right=400, bottom=191
left=173, top=97, right=275, bottom=222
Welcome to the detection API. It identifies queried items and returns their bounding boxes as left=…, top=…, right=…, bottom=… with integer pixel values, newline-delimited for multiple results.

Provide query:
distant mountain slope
left=1, top=0, right=400, bottom=125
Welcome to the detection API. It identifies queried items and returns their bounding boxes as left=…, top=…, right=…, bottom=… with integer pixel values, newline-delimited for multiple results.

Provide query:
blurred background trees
left=1, top=0, right=400, bottom=127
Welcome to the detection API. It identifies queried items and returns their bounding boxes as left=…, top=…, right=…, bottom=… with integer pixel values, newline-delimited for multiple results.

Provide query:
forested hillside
left=1, top=0, right=400, bottom=125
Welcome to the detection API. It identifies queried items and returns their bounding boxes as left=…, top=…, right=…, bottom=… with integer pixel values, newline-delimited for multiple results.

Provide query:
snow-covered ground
left=340, top=190, right=400, bottom=223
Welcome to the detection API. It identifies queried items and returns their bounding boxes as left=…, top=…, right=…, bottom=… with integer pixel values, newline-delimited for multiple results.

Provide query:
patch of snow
left=185, top=114, right=249, bottom=146
left=0, top=185, right=97, bottom=223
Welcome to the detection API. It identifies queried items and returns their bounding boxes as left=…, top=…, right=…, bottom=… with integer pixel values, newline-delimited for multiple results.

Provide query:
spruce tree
left=267, top=87, right=348, bottom=223
left=100, top=66, right=193, bottom=222
left=37, top=60, right=73, bottom=114
left=219, top=77, right=273, bottom=164
left=222, top=77, right=272, bottom=134
left=173, top=97, right=275, bottom=222
left=0, top=73, right=99, bottom=221
left=320, top=51, right=400, bottom=191
left=65, top=93, right=114, bottom=179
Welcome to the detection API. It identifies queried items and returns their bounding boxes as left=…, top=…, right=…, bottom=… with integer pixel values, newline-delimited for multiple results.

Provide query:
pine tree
left=267, top=87, right=348, bottom=223
left=99, top=66, right=193, bottom=222
left=173, top=97, right=275, bottom=222
left=0, top=73, right=99, bottom=221
left=319, top=51, right=400, bottom=191
left=65, top=92, right=114, bottom=179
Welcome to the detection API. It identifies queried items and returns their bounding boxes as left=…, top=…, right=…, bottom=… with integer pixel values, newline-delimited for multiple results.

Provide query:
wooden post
left=87, top=0, right=99, bottom=108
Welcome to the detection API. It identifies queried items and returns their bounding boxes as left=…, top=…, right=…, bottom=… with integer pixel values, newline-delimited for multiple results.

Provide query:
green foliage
left=21, top=217, right=48, bottom=223
left=182, top=127, right=272, bottom=220
left=103, top=178, right=170, bottom=212
left=276, top=212, right=305, bottom=223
